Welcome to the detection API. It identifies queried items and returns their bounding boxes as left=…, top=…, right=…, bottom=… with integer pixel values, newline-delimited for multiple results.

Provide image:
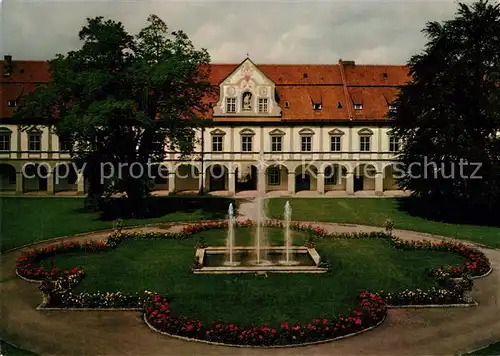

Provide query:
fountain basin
left=193, top=246, right=328, bottom=274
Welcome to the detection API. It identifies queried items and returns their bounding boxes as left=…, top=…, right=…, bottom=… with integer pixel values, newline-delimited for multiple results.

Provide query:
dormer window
left=7, top=100, right=17, bottom=107
left=284, top=101, right=290, bottom=109
left=258, top=98, right=268, bottom=113
left=354, top=104, right=363, bottom=110
left=313, top=103, right=322, bottom=111
left=226, top=98, right=236, bottom=113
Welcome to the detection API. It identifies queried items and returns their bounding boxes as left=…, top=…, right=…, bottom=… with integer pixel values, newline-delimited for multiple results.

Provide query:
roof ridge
left=0, top=60, right=408, bottom=66
left=0, top=60, right=48, bottom=63
left=349, top=64, right=407, bottom=67
left=210, top=63, right=340, bottom=66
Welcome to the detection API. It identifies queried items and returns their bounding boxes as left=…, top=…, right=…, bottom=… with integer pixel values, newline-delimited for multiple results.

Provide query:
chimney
left=4, top=55, right=13, bottom=76
left=338, top=59, right=354, bottom=120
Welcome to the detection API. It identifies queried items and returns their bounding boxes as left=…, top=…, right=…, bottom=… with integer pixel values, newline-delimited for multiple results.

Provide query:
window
left=301, top=136, right=312, bottom=152
left=284, top=101, right=290, bottom=108
left=330, top=136, right=341, bottom=152
left=313, top=103, right=322, bottom=110
left=59, top=137, right=71, bottom=152
left=354, top=104, right=363, bottom=110
left=0, top=130, right=11, bottom=151
left=389, top=136, right=400, bottom=152
left=388, top=104, right=397, bottom=113
left=360, top=136, right=371, bottom=152
left=268, top=166, right=281, bottom=185
left=241, top=135, right=253, bottom=152
left=28, top=133, right=41, bottom=152
left=324, top=166, right=337, bottom=185
left=271, top=136, right=282, bottom=152
left=7, top=100, right=17, bottom=107
left=212, top=136, right=223, bottom=152
left=258, top=98, right=268, bottom=113
left=226, top=98, right=236, bottom=113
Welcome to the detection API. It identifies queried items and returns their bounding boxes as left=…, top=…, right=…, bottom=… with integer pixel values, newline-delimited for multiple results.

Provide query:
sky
left=1, top=0, right=469, bottom=64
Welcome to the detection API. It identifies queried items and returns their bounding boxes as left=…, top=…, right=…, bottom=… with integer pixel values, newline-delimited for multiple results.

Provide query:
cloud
left=1, top=0, right=465, bottom=64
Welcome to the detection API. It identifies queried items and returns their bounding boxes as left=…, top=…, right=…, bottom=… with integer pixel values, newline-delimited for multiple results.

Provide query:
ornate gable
left=213, top=58, right=281, bottom=118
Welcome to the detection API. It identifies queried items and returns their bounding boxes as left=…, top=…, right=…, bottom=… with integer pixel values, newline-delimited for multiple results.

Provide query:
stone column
left=288, top=172, right=295, bottom=195
left=375, top=171, right=384, bottom=196
left=168, top=172, right=176, bottom=193
left=257, top=170, right=266, bottom=195
left=228, top=172, right=236, bottom=195
left=346, top=171, right=354, bottom=195
left=16, top=171, right=24, bottom=195
left=77, top=172, right=85, bottom=196
left=47, top=169, right=54, bottom=195
left=317, top=172, right=325, bottom=194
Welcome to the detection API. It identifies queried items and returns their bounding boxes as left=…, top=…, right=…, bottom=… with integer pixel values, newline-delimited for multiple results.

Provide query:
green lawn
left=43, top=227, right=466, bottom=327
left=267, top=198, right=500, bottom=249
left=0, top=196, right=232, bottom=252
left=0, top=340, right=38, bottom=356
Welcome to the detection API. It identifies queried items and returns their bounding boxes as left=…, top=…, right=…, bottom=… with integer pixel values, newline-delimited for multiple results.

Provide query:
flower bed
left=143, top=291, right=386, bottom=346
left=14, top=219, right=492, bottom=346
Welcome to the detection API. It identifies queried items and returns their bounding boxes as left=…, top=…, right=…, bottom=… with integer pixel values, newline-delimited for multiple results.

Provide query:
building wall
left=0, top=123, right=400, bottom=193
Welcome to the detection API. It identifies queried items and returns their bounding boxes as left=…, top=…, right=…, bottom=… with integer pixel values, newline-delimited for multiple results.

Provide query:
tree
left=15, top=15, right=212, bottom=213
left=390, top=0, right=500, bottom=216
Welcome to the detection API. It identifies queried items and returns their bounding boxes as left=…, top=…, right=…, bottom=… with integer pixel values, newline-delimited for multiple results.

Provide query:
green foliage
left=14, top=15, right=212, bottom=207
left=266, top=198, right=500, bottom=248
left=390, top=0, right=500, bottom=209
left=0, top=197, right=233, bottom=251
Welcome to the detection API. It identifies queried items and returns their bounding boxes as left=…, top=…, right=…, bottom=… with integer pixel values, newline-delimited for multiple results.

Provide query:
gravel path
left=1, top=209, right=499, bottom=356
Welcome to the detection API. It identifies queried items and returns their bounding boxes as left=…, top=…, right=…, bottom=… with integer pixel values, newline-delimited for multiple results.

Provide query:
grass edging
left=141, top=313, right=387, bottom=348
left=15, top=270, right=42, bottom=284
left=36, top=305, right=141, bottom=311
left=470, top=267, right=493, bottom=279
left=387, top=302, right=478, bottom=308
left=462, top=341, right=500, bottom=355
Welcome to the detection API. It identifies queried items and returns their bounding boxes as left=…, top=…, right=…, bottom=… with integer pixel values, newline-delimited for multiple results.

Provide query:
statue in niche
left=242, top=92, right=252, bottom=111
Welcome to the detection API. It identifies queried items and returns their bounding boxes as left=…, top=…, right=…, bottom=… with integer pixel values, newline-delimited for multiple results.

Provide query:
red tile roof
left=207, top=63, right=344, bottom=85
left=349, top=87, right=401, bottom=119
left=1, top=59, right=410, bottom=122
left=342, top=64, right=411, bottom=86
left=0, top=60, right=51, bottom=83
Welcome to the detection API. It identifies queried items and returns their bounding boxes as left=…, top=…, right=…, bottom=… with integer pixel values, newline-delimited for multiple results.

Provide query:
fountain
left=279, top=201, right=300, bottom=266
left=223, top=203, right=240, bottom=267
left=253, top=196, right=271, bottom=266
left=193, top=200, right=327, bottom=274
